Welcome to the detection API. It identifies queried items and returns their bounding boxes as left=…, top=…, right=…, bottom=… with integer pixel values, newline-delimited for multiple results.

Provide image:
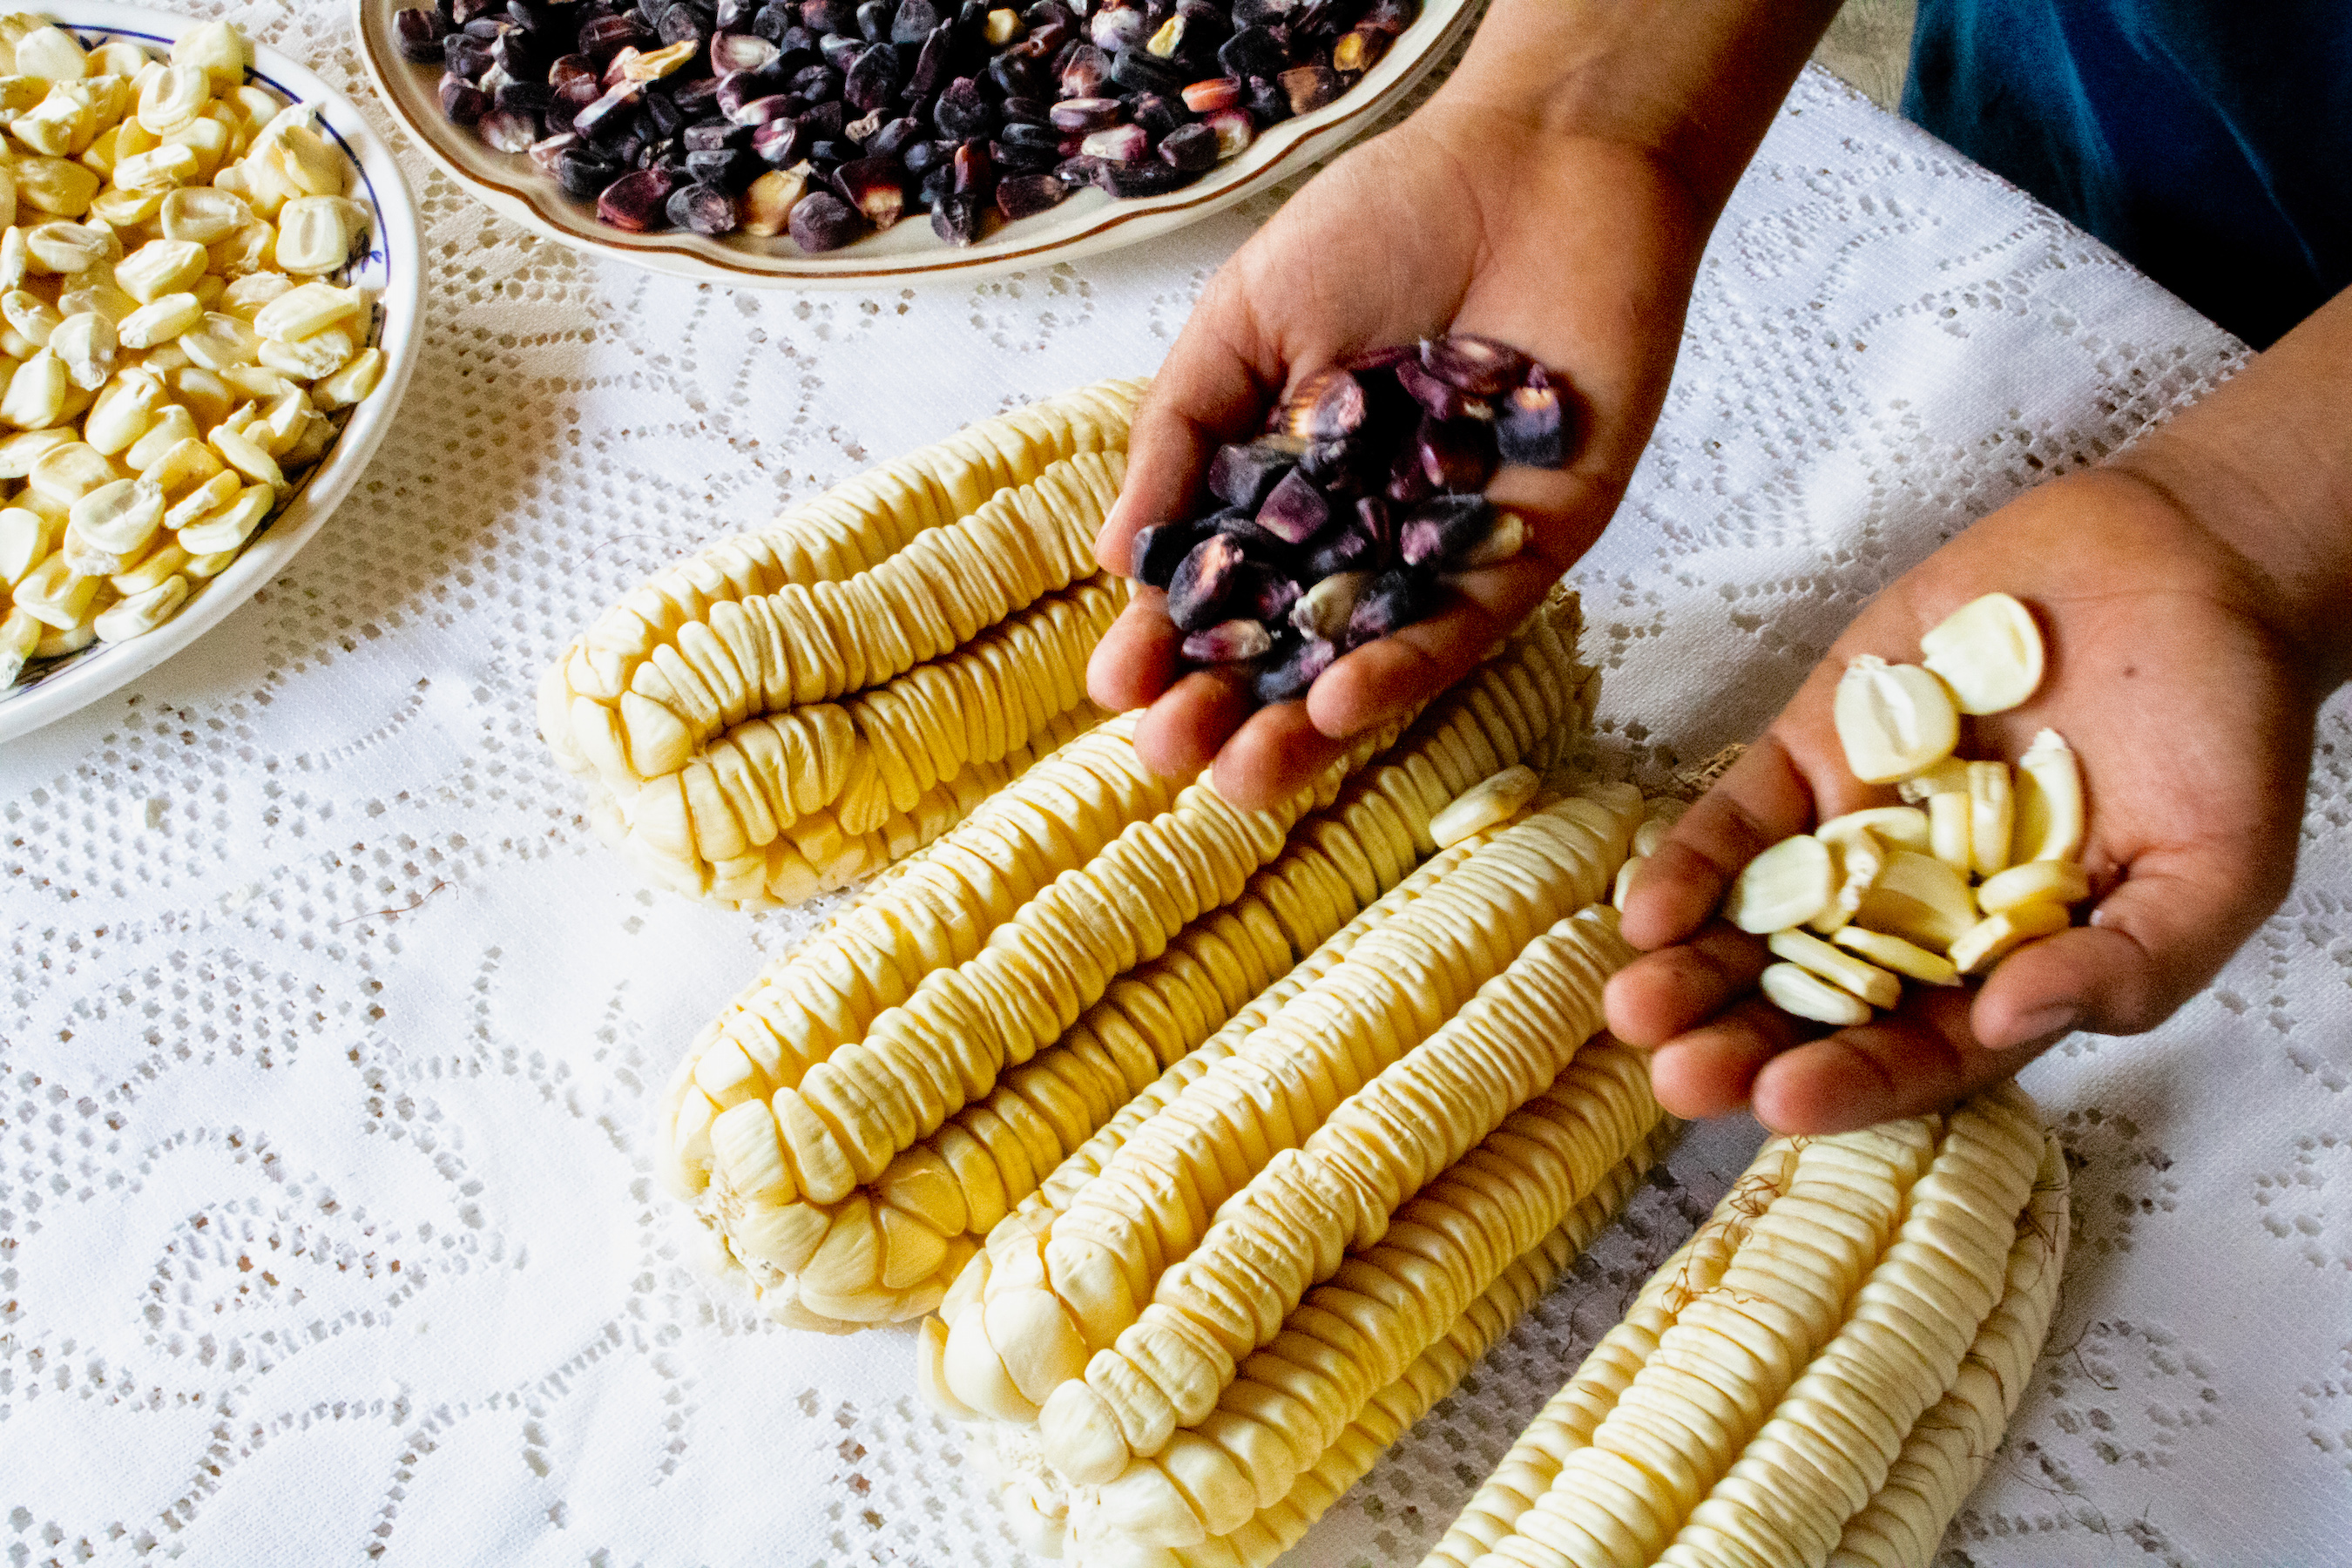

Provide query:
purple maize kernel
left=1251, top=635, right=1335, bottom=704
left=1419, top=332, right=1529, bottom=395
left=789, top=60, right=841, bottom=99
left=685, top=145, right=757, bottom=185
left=951, top=137, right=995, bottom=194
left=1343, top=568, right=1436, bottom=649
left=835, top=155, right=907, bottom=223
left=1205, top=438, right=1298, bottom=510
left=1200, top=105, right=1252, bottom=157
left=1049, top=95, right=1123, bottom=132
left=902, top=24, right=952, bottom=98
left=477, top=106, right=541, bottom=150
left=1132, top=93, right=1191, bottom=137
left=798, top=97, right=847, bottom=135
left=1394, top=355, right=1477, bottom=422
left=1059, top=43, right=1112, bottom=97
left=1243, top=73, right=1289, bottom=122
left=801, top=0, right=857, bottom=30
left=1495, top=366, right=1568, bottom=467
left=749, top=116, right=807, bottom=160
left=994, top=170, right=1071, bottom=219
left=550, top=50, right=600, bottom=84
left=666, top=179, right=742, bottom=230
left=1078, top=122, right=1146, bottom=161
left=439, top=72, right=491, bottom=122
left=1416, top=415, right=1497, bottom=493
left=1363, top=0, right=1416, bottom=30
left=788, top=187, right=864, bottom=247
left=1217, top=24, right=1283, bottom=78
left=1166, top=533, right=1250, bottom=631
left=1247, top=569, right=1301, bottom=623
left=442, top=33, right=494, bottom=77
left=1273, top=366, right=1366, bottom=442
left=1052, top=152, right=1105, bottom=186
left=397, top=7, right=450, bottom=61
left=684, top=118, right=754, bottom=149
left=817, top=29, right=862, bottom=66
left=553, top=140, right=622, bottom=194
left=527, top=130, right=578, bottom=171
left=853, top=0, right=891, bottom=41
left=1296, top=436, right=1362, bottom=490
left=931, top=192, right=987, bottom=243
left=1253, top=466, right=1329, bottom=545
left=892, top=0, right=943, bottom=44
left=597, top=165, right=678, bottom=227
left=1090, top=5, right=1146, bottom=51
left=933, top=76, right=992, bottom=137
left=1181, top=618, right=1274, bottom=665
left=1305, top=520, right=1374, bottom=578
left=710, top=29, right=781, bottom=70
left=1396, top=494, right=1492, bottom=567
left=843, top=42, right=900, bottom=108
left=1130, top=519, right=1204, bottom=589
left=1109, top=45, right=1182, bottom=95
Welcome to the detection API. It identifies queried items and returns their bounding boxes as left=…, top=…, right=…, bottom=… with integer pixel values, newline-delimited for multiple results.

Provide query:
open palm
left=1087, top=93, right=1710, bottom=808
left=1604, top=470, right=2322, bottom=1132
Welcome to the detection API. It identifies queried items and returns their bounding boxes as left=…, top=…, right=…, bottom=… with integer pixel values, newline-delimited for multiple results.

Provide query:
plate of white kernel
left=0, top=3, right=421, bottom=744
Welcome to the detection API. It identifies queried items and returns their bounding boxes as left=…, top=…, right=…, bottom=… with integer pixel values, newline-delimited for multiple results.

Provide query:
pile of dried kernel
left=0, top=13, right=387, bottom=687
left=400, top=0, right=1419, bottom=249
left=1635, top=592, right=2090, bottom=1024
left=1131, top=331, right=1567, bottom=706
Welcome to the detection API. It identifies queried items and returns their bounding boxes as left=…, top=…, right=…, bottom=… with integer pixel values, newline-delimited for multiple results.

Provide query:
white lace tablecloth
left=5, top=3, right=2348, bottom=1558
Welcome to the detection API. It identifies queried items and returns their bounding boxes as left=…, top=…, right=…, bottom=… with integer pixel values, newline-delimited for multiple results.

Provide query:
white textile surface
left=4, top=4, right=2348, bottom=1560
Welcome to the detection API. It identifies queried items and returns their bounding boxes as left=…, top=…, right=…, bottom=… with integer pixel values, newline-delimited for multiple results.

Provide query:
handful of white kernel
left=0, top=13, right=388, bottom=686
left=1614, top=591, right=2089, bottom=1026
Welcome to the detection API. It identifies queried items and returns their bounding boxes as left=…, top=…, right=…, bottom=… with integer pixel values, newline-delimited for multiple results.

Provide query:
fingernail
left=1993, top=1004, right=2078, bottom=1050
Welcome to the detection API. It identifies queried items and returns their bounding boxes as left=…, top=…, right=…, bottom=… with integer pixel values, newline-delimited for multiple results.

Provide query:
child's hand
left=1085, top=104, right=1700, bottom=808
left=1083, top=0, right=1847, bottom=809
left=1603, top=469, right=2327, bottom=1133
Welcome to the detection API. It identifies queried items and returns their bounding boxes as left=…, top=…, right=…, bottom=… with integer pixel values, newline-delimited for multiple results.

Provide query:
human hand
left=1085, top=94, right=1707, bottom=808
left=1603, top=468, right=2326, bottom=1133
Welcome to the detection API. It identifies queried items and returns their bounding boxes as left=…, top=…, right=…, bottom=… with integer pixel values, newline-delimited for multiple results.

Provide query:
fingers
left=1605, top=921, right=1772, bottom=1049
left=1212, top=702, right=1351, bottom=811
left=1087, top=589, right=1184, bottom=713
left=1098, top=280, right=1278, bottom=578
left=1619, top=736, right=1822, bottom=952
left=1646, top=997, right=1812, bottom=1120
left=1746, top=989, right=2053, bottom=1135
left=1970, top=840, right=2292, bottom=1049
left=1302, top=556, right=1547, bottom=742
left=1131, top=667, right=1252, bottom=781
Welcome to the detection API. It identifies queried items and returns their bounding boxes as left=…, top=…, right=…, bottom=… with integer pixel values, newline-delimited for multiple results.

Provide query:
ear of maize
left=924, top=781, right=1643, bottom=1433
left=669, top=592, right=1597, bottom=1329
left=541, top=380, right=1147, bottom=907
left=1422, top=1081, right=2067, bottom=1568
left=988, top=1117, right=1679, bottom=1567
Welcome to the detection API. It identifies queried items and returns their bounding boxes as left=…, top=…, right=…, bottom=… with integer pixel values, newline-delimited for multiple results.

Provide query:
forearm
left=1432, top=0, right=1844, bottom=219
left=2108, top=286, right=2352, bottom=685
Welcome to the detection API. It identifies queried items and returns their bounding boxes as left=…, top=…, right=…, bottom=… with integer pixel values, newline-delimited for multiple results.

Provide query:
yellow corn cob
left=671, top=594, right=1597, bottom=1328
left=540, top=380, right=1146, bottom=906
left=1422, top=1081, right=2066, bottom=1568
left=990, top=1118, right=1679, bottom=1565
left=922, top=778, right=1644, bottom=1441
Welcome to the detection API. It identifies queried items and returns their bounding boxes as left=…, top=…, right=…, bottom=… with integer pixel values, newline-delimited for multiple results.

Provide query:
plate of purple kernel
left=1131, top=332, right=1567, bottom=706
left=355, top=0, right=1482, bottom=285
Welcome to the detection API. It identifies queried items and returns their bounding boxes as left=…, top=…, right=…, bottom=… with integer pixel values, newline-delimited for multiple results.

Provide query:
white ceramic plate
left=355, top=0, right=1479, bottom=287
left=0, top=2, right=422, bottom=745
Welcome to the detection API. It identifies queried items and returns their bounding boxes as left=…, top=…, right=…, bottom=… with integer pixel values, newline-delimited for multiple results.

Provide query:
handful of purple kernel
left=1132, top=333, right=1569, bottom=706
left=397, top=0, right=1422, bottom=250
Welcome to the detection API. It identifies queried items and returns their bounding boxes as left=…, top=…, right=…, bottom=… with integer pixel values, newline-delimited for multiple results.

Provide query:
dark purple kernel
left=994, top=170, right=1069, bottom=219
left=1396, top=494, right=1493, bottom=567
left=1254, top=467, right=1329, bottom=545
left=397, top=7, right=450, bottom=62
left=1157, top=120, right=1217, bottom=171
left=1495, top=367, right=1568, bottom=467
left=596, top=165, right=678, bottom=227
left=1343, top=568, right=1436, bottom=650
left=1419, top=332, right=1530, bottom=395
left=1250, top=635, right=1335, bottom=704
left=1205, top=439, right=1297, bottom=511
left=788, top=187, right=864, bottom=247
left=1130, top=520, right=1205, bottom=589
left=1166, top=533, right=1251, bottom=631
left=666, top=179, right=742, bottom=230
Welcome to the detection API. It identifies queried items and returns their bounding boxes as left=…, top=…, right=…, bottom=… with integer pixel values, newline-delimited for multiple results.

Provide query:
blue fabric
left=1903, top=0, right=2352, bottom=347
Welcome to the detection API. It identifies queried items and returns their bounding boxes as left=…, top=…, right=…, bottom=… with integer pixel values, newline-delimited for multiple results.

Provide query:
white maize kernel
left=79, top=370, right=162, bottom=453
left=27, top=439, right=118, bottom=503
left=14, top=154, right=98, bottom=216
left=219, top=269, right=293, bottom=319
left=173, top=481, right=271, bottom=553
left=10, top=547, right=97, bottom=626
left=1723, top=833, right=1835, bottom=934
left=49, top=309, right=114, bottom=389
left=162, top=466, right=240, bottom=528
left=0, top=503, right=56, bottom=582
left=159, top=183, right=252, bottom=243
left=1928, top=789, right=1970, bottom=873
left=140, top=435, right=223, bottom=497
left=33, top=618, right=95, bottom=657
left=122, top=402, right=198, bottom=470
left=309, top=344, right=382, bottom=410
left=115, top=237, right=207, bottom=301
left=86, top=185, right=162, bottom=226
left=24, top=216, right=111, bottom=270
left=56, top=276, right=137, bottom=324
left=182, top=544, right=237, bottom=578
left=170, top=19, right=248, bottom=92
left=1975, top=858, right=2090, bottom=916
left=1768, top=927, right=1903, bottom=1009
left=91, top=571, right=186, bottom=640
left=208, top=422, right=282, bottom=488
left=273, top=194, right=358, bottom=273
left=1949, top=901, right=2071, bottom=977
left=85, top=41, right=151, bottom=81
left=136, top=63, right=210, bottom=134
left=217, top=362, right=290, bottom=399
left=0, top=286, right=59, bottom=345
left=67, top=475, right=164, bottom=555
left=1967, top=760, right=2013, bottom=877
left=0, top=225, right=24, bottom=288
left=118, top=290, right=202, bottom=348
left=177, top=308, right=260, bottom=370
left=1429, top=765, right=1539, bottom=849
left=112, top=141, right=200, bottom=193
left=0, top=346, right=65, bottom=426
left=208, top=218, right=274, bottom=274
left=274, top=120, right=350, bottom=197
left=0, top=605, right=38, bottom=682
left=166, top=362, right=231, bottom=427
left=253, top=280, right=361, bottom=341
left=1759, top=961, right=1874, bottom=1025
left=1834, top=654, right=1959, bottom=783
left=1612, top=855, right=1645, bottom=913
left=13, top=27, right=85, bottom=85
left=2012, top=728, right=2083, bottom=863
left=1850, top=848, right=1977, bottom=951
left=1919, top=591, right=2044, bottom=715
left=257, top=323, right=352, bottom=380
left=0, top=426, right=72, bottom=476
left=1808, top=822, right=1887, bottom=936
left=111, top=537, right=188, bottom=596
left=1815, top=805, right=1930, bottom=855
left=1832, top=923, right=1962, bottom=986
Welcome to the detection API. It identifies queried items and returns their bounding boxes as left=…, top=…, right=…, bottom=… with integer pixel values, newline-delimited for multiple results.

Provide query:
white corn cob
left=924, top=782, right=1641, bottom=1427
left=671, top=593, right=1596, bottom=1328
left=540, top=379, right=1147, bottom=905
left=1422, top=1082, right=2067, bottom=1568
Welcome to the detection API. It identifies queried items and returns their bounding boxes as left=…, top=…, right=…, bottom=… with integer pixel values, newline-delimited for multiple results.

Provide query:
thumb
left=1970, top=843, right=2289, bottom=1049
